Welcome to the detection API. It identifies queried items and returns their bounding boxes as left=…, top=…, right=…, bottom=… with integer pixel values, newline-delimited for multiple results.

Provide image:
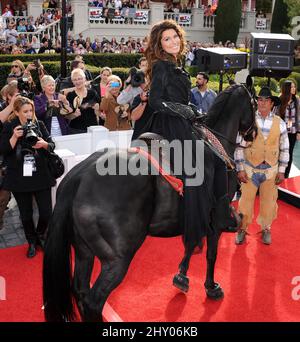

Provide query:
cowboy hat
left=256, top=86, right=281, bottom=106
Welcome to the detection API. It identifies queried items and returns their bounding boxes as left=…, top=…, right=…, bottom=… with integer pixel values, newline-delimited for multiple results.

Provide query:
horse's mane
left=205, top=84, right=243, bottom=128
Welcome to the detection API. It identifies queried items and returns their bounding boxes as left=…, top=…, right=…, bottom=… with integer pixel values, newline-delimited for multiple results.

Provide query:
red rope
left=129, top=147, right=184, bottom=196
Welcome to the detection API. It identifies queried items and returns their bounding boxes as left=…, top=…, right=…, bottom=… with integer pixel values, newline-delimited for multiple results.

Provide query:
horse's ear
left=246, top=75, right=253, bottom=90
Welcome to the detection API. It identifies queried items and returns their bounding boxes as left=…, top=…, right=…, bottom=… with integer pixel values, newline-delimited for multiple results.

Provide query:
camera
left=129, top=67, right=145, bottom=88
left=111, top=81, right=120, bottom=88
left=17, top=77, right=34, bottom=100
left=20, top=119, right=39, bottom=147
left=33, top=59, right=42, bottom=69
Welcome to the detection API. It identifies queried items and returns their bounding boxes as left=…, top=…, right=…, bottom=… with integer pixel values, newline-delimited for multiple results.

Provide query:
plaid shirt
left=235, top=110, right=290, bottom=173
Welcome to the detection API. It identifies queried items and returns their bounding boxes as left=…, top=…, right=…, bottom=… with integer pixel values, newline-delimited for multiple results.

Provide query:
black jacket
left=0, top=118, right=56, bottom=192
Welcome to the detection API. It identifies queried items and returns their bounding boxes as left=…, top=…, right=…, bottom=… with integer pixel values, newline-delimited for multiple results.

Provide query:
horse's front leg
left=204, top=232, right=224, bottom=300
left=173, top=241, right=199, bottom=293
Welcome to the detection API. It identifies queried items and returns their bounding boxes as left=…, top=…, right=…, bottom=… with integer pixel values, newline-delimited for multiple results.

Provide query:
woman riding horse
left=43, top=22, right=256, bottom=322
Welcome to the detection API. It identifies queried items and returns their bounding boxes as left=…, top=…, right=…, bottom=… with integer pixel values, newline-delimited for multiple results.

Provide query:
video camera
left=128, top=67, right=145, bottom=88
left=20, top=119, right=39, bottom=147
left=17, top=77, right=34, bottom=100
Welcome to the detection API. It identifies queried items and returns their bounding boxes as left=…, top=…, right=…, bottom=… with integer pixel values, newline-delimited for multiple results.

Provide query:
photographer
left=0, top=97, right=56, bottom=258
left=117, top=67, right=146, bottom=107
left=34, top=75, right=72, bottom=136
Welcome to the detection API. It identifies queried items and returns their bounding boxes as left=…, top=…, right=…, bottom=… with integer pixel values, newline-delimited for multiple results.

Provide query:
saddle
left=129, top=133, right=183, bottom=196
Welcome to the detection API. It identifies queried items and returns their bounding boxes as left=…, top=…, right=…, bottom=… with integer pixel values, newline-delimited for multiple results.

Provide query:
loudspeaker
left=251, top=33, right=294, bottom=55
left=249, top=54, right=294, bottom=77
left=196, top=47, right=247, bottom=73
left=249, top=32, right=295, bottom=78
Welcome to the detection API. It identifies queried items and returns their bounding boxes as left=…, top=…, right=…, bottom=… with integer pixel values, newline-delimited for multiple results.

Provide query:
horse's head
left=239, top=76, right=257, bottom=142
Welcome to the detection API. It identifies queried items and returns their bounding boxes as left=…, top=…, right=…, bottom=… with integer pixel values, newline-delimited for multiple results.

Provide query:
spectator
left=99, top=66, right=112, bottom=98
left=276, top=80, right=300, bottom=178
left=8, top=59, right=26, bottom=80
left=4, top=23, right=18, bottom=45
left=2, top=4, right=13, bottom=17
left=100, top=75, right=131, bottom=131
left=38, top=40, right=51, bottom=54
left=34, top=75, right=72, bottom=136
left=66, top=68, right=100, bottom=133
left=191, top=72, right=217, bottom=113
left=234, top=87, right=289, bottom=245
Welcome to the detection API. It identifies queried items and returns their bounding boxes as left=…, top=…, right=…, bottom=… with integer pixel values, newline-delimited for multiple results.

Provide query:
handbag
left=45, top=151, right=65, bottom=179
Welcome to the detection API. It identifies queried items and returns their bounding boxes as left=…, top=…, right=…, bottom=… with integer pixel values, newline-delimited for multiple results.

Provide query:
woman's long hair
left=8, top=96, right=37, bottom=123
left=144, top=20, right=187, bottom=84
left=279, top=80, right=298, bottom=120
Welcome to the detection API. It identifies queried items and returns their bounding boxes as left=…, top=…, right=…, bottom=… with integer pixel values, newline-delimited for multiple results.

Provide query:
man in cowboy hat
left=234, top=86, right=289, bottom=245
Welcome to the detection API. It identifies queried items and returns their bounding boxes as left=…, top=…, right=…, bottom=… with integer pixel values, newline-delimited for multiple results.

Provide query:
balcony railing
left=203, top=14, right=246, bottom=29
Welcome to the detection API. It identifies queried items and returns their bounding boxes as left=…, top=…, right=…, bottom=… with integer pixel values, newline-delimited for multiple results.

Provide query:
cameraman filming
left=117, top=67, right=146, bottom=107
left=0, top=97, right=56, bottom=258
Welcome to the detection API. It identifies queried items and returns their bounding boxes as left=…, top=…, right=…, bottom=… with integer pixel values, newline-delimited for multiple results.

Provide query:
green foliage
left=0, top=53, right=142, bottom=68
left=284, top=0, right=300, bottom=20
left=214, top=0, right=242, bottom=44
left=289, top=72, right=300, bottom=91
left=186, top=66, right=199, bottom=77
left=256, top=0, right=272, bottom=13
left=254, top=77, right=279, bottom=92
left=271, top=0, right=290, bottom=33
left=293, top=66, right=300, bottom=73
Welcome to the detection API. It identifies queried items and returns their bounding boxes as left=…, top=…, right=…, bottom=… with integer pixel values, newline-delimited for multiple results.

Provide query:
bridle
left=206, top=84, right=257, bottom=147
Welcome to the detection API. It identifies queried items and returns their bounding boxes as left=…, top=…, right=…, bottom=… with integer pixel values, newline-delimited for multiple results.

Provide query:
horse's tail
left=43, top=183, right=75, bottom=322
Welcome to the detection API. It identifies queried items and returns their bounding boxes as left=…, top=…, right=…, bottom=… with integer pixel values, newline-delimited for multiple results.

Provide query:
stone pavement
left=0, top=200, right=26, bottom=249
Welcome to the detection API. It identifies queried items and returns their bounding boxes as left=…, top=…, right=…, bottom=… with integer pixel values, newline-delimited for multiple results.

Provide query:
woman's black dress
left=148, top=60, right=214, bottom=246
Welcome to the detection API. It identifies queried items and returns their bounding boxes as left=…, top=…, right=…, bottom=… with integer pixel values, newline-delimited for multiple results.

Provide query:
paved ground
left=0, top=200, right=27, bottom=249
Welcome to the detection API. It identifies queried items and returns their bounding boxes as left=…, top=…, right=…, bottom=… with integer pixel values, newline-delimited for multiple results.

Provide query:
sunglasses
left=11, top=65, right=19, bottom=68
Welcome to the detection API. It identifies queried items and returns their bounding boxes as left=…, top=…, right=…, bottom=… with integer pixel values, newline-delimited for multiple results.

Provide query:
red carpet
left=0, top=245, right=44, bottom=322
left=0, top=199, right=300, bottom=322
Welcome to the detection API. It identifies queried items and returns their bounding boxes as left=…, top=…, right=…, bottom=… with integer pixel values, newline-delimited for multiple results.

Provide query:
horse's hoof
left=205, top=283, right=224, bottom=300
left=173, top=273, right=189, bottom=293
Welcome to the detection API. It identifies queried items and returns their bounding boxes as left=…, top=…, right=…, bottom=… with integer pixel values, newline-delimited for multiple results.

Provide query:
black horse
left=43, top=83, right=256, bottom=322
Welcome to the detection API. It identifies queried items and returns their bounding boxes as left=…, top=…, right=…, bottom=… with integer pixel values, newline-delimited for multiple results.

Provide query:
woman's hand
left=297, top=133, right=300, bottom=141
left=58, top=93, right=68, bottom=105
left=74, top=108, right=81, bottom=117
left=49, top=99, right=60, bottom=108
left=32, top=137, right=48, bottom=150
left=13, top=126, right=24, bottom=139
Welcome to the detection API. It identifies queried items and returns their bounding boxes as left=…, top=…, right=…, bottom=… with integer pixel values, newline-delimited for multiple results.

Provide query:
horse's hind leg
left=173, top=242, right=197, bottom=293
left=204, top=232, right=224, bottom=300
left=73, top=237, right=94, bottom=320
left=81, top=258, right=132, bottom=322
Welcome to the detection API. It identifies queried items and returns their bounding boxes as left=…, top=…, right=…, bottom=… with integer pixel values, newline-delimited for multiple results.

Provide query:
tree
left=285, top=0, right=300, bottom=19
left=256, top=0, right=272, bottom=13
left=271, top=0, right=290, bottom=33
left=214, top=0, right=241, bottom=45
